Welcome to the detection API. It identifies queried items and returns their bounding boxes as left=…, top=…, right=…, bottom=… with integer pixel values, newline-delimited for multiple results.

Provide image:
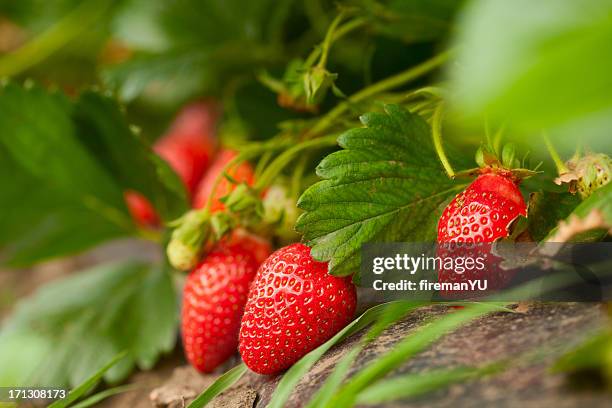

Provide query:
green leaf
left=356, top=363, right=504, bottom=405
left=449, top=0, right=612, bottom=153
left=0, top=83, right=189, bottom=265
left=330, top=302, right=509, bottom=407
left=48, top=352, right=127, bottom=408
left=187, top=363, right=248, bottom=408
left=0, top=147, right=125, bottom=266
left=267, top=301, right=423, bottom=408
left=544, top=181, right=612, bottom=241
left=527, top=191, right=581, bottom=241
left=105, top=0, right=293, bottom=102
left=0, top=262, right=178, bottom=387
left=356, top=0, right=465, bottom=43
left=73, top=91, right=188, bottom=220
left=0, top=82, right=125, bottom=211
left=102, top=49, right=209, bottom=103
left=296, top=104, right=465, bottom=276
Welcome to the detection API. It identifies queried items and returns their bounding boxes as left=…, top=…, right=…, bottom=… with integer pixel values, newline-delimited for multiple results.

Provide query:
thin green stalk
left=305, top=49, right=453, bottom=138
left=290, top=154, right=310, bottom=199
left=255, top=150, right=274, bottom=179
left=317, top=12, right=346, bottom=68
left=255, top=135, right=339, bottom=190
left=484, top=118, right=492, bottom=149
left=492, top=123, right=506, bottom=154
left=543, top=132, right=568, bottom=174
left=432, top=102, right=455, bottom=178
left=333, top=18, right=367, bottom=42
left=202, top=139, right=291, bottom=214
left=0, top=0, right=113, bottom=77
left=304, top=17, right=367, bottom=68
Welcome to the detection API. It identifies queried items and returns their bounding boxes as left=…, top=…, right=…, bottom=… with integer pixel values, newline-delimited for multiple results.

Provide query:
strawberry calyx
left=451, top=142, right=539, bottom=185
left=453, top=166, right=538, bottom=184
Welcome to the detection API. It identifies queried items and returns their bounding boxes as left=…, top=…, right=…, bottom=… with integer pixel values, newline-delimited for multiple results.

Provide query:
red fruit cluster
left=437, top=173, right=527, bottom=296
left=182, top=241, right=357, bottom=375
left=126, top=102, right=217, bottom=226
left=126, top=102, right=257, bottom=227
left=133, top=102, right=356, bottom=375
left=239, top=243, right=357, bottom=375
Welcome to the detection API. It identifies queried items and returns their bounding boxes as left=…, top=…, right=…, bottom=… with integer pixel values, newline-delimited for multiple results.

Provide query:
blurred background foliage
left=0, top=0, right=611, bottom=391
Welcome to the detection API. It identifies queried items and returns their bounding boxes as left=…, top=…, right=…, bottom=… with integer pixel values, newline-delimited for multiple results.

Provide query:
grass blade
left=187, top=363, right=247, bottom=408
left=305, top=300, right=424, bottom=407
left=266, top=301, right=424, bottom=408
left=70, top=384, right=138, bottom=408
left=357, top=363, right=505, bottom=404
left=48, top=351, right=127, bottom=408
left=305, top=346, right=362, bottom=408
left=329, top=302, right=508, bottom=407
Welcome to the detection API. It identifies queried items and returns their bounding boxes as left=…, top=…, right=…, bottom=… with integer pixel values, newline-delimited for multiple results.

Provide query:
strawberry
left=193, top=149, right=255, bottom=211
left=181, top=236, right=270, bottom=373
left=223, top=228, right=272, bottom=264
left=438, top=172, right=526, bottom=243
left=125, top=102, right=218, bottom=227
left=124, top=190, right=159, bottom=227
left=154, top=101, right=218, bottom=196
left=437, top=172, right=527, bottom=296
left=167, top=101, right=219, bottom=141
left=239, top=243, right=357, bottom=375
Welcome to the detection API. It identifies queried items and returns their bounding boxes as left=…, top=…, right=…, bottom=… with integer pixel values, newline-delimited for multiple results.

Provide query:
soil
left=108, top=302, right=611, bottom=408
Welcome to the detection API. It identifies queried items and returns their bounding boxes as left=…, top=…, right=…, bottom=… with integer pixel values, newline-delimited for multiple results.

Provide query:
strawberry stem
left=255, top=134, right=339, bottom=190
left=316, top=12, right=346, bottom=69
left=542, top=132, right=569, bottom=175
left=203, top=139, right=292, bottom=214
left=432, top=102, right=455, bottom=178
left=305, top=49, right=453, bottom=138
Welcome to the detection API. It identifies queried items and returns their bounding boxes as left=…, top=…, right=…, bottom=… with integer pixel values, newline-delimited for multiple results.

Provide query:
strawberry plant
left=0, top=1, right=611, bottom=407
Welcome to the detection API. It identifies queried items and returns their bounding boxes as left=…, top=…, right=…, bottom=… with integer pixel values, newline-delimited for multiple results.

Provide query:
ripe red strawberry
left=437, top=172, right=527, bottom=296
left=168, top=101, right=219, bottom=141
left=223, top=228, right=272, bottom=264
left=125, top=102, right=218, bottom=227
left=124, top=190, right=159, bottom=227
left=193, top=149, right=255, bottom=211
left=181, top=236, right=269, bottom=373
left=438, top=173, right=526, bottom=243
left=154, top=101, right=218, bottom=196
left=239, top=243, right=357, bottom=375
